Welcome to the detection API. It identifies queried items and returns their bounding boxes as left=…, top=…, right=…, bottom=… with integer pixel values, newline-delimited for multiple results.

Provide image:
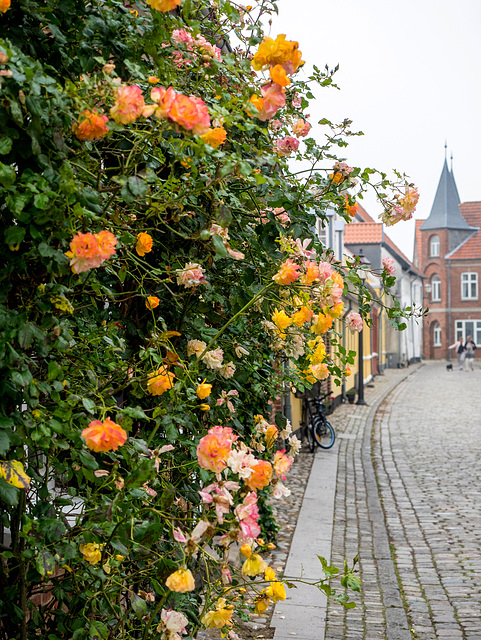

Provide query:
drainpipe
left=341, top=300, right=353, bottom=402
left=282, top=359, right=292, bottom=424
left=377, top=298, right=385, bottom=374
left=447, top=260, right=452, bottom=361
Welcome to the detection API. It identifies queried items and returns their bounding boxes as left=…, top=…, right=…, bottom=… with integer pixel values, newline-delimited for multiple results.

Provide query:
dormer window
left=430, top=235, right=440, bottom=257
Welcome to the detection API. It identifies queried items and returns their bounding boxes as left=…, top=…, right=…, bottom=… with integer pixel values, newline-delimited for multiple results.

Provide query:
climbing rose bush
left=0, top=0, right=419, bottom=637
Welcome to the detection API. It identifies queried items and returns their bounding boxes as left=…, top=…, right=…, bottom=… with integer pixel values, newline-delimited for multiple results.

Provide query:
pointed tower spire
left=450, top=152, right=453, bottom=172
left=420, top=157, right=472, bottom=230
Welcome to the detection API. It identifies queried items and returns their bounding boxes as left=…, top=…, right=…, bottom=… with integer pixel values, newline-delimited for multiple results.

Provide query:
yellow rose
left=196, top=380, right=212, bottom=399
left=271, top=308, right=292, bottom=338
left=79, top=542, right=103, bottom=565
left=254, top=593, right=270, bottom=614
left=265, top=580, right=286, bottom=602
left=241, top=554, right=267, bottom=577
left=201, top=599, right=233, bottom=629
left=165, top=568, right=195, bottom=593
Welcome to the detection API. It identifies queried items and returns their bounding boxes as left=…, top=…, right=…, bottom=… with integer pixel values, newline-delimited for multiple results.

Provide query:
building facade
left=345, top=205, right=423, bottom=367
left=414, top=160, right=481, bottom=358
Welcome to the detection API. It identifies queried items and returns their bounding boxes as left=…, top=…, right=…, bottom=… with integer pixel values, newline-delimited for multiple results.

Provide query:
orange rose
left=245, top=459, right=273, bottom=491
left=81, top=417, right=127, bottom=453
left=202, top=127, right=227, bottom=148
left=169, top=94, right=210, bottom=135
left=269, top=64, right=291, bottom=87
left=136, top=232, right=153, bottom=256
left=72, top=109, right=109, bottom=141
left=110, top=85, right=145, bottom=125
left=0, top=0, right=11, bottom=13
left=145, top=0, right=181, bottom=12
left=147, top=367, right=175, bottom=396
left=146, top=296, right=160, bottom=310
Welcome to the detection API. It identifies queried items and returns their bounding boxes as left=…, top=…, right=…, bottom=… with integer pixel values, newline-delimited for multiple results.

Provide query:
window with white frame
left=455, top=320, right=481, bottom=345
left=316, top=218, right=328, bottom=248
left=461, top=272, right=478, bottom=300
left=430, top=235, right=440, bottom=257
left=431, top=275, right=441, bottom=301
left=433, top=323, right=442, bottom=347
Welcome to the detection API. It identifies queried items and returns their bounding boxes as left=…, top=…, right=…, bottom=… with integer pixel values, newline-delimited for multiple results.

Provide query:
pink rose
left=110, top=85, right=145, bottom=125
left=292, top=118, right=311, bottom=138
left=382, top=257, right=396, bottom=275
left=176, top=262, right=207, bottom=288
left=274, top=136, right=300, bottom=156
left=346, top=311, right=363, bottom=333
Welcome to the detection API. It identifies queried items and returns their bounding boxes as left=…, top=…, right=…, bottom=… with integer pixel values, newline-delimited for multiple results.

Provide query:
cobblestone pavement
left=374, top=362, right=481, bottom=640
left=326, top=361, right=481, bottom=640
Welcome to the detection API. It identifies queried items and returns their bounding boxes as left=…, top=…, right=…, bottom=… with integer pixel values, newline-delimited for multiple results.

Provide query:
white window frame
left=431, top=275, right=441, bottom=302
left=430, top=235, right=440, bottom=257
left=433, top=324, right=442, bottom=347
left=455, top=320, right=481, bottom=345
left=316, top=218, right=328, bottom=248
left=461, top=272, right=478, bottom=300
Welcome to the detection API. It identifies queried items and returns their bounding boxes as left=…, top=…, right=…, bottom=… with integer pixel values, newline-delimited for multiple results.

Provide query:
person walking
left=464, top=335, right=476, bottom=371
left=448, top=335, right=466, bottom=370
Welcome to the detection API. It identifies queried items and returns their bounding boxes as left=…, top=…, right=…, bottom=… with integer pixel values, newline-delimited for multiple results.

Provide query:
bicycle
left=302, top=392, right=336, bottom=452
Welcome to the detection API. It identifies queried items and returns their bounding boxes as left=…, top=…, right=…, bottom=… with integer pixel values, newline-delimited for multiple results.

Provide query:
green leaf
left=130, top=592, right=147, bottom=618
left=78, top=450, right=99, bottom=470
left=128, top=176, right=149, bottom=198
left=0, top=431, right=11, bottom=456
left=0, top=138, right=12, bottom=155
left=48, top=361, right=62, bottom=381
left=34, top=193, right=50, bottom=210
left=82, top=398, right=96, bottom=414
left=212, top=234, right=228, bottom=257
left=0, top=161, right=16, bottom=188
left=36, top=549, right=56, bottom=577
left=4, top=226, right=25, bottom=246
left=18, top=324, right=34, bottom=349
left=123, top=406, right=147, bottom=420
left=0, top=477, right=19, bottom=506
left=89, top=621, right=109, bottom=640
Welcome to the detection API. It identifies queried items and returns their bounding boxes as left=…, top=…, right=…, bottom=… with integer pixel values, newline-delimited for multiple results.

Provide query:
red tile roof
left=446, top=202, right=481, bottom=260
left=345, top=212, right=422, bottom=275
left=355, top=204, right=376, bottom=223
left=344, top=222, right=383, bottom=244
left=459, top=201, right=481, bottom=226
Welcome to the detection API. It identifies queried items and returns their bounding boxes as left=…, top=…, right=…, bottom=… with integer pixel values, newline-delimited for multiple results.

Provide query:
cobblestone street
left=326, top=362, right=481, bottom=640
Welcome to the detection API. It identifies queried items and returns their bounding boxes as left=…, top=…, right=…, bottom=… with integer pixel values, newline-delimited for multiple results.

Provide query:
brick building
left=414, top=159, right=481, bottom=358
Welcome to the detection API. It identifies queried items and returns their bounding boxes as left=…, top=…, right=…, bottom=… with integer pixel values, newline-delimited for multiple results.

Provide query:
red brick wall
left=420, top=228, right=481, bottom=358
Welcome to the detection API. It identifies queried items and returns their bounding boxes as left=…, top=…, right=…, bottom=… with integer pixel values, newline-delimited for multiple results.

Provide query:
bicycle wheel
left=313, top=418, right=335, bottom=449
left=306, top=422, right=315, bottom=453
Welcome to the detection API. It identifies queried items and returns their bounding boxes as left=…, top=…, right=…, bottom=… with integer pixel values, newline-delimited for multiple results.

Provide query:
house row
left=285, top=196, right=424, bottom=429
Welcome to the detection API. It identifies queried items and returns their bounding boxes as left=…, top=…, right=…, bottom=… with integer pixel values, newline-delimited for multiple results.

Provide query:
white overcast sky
left=269, top=0, right=481, bottom=259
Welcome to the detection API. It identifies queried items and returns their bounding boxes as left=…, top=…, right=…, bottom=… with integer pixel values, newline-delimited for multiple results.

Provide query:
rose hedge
left=0, top=0, right=419, bottom=638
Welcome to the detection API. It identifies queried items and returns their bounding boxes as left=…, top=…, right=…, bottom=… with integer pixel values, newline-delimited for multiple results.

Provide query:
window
left=461, top=272, right=478, bottom=300
left=433, top=323, right=442, bottom=347
left=455, top=320, right=481, bottom=345
left=431, top=275, right=441, bottom=302
left=430, top=235, right=440, bottom=257
left=316, top=218, right=328, bottom=248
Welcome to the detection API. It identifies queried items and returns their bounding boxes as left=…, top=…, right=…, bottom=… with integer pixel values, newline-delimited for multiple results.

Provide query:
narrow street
left=325, top=362, right=481, bottom=640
